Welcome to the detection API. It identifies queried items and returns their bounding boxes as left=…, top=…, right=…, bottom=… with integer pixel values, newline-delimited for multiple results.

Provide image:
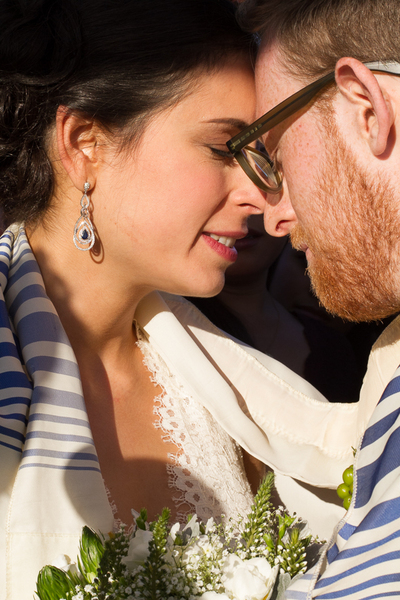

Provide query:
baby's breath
left=36, top=475, right=319, bottom=600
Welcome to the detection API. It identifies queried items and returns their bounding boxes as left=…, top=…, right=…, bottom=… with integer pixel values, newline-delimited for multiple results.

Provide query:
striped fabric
left=4, top=224, right=394, bottom=599
left=286, top=365, right=400, bottom=599
left=0, top=224, right=99, bottom=472
left=0, top=225, right=114, bottom=600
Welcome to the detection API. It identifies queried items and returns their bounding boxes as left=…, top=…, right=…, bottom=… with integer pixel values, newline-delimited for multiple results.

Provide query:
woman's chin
left=182, top=279, right=225, bottom=299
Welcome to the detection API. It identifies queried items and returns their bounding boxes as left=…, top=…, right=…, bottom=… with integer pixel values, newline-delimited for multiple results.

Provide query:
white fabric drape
left=1, top=224, right=395, bottom=599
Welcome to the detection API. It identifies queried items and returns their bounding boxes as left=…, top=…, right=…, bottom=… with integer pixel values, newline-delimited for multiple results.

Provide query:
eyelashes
left=209, top=147, right=235, bottom=161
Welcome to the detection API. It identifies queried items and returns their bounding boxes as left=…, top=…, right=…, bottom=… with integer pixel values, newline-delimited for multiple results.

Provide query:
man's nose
left=263, top=181, right=297, bottom=236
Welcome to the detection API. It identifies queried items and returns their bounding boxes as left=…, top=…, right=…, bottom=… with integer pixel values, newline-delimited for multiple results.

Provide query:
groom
left=228, top=0, right=400, bottom=597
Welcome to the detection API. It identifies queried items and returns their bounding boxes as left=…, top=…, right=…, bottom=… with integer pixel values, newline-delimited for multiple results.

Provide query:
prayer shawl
left=0, top=227, right=114, bottom=599
left=286, top=366, right=400, bottom=599
left=0, top=225, right=382, bottom=599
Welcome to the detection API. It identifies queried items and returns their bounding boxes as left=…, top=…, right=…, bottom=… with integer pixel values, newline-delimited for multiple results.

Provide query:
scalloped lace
left=135, top=329, right=254, bottom=524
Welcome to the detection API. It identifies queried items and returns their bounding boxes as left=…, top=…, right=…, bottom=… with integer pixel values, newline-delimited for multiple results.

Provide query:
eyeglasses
left=227, top=61, right=400, bottom=193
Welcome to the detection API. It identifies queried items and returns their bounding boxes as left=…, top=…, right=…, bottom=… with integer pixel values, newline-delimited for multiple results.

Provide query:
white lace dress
left=108, top=328, right=254, bottom=529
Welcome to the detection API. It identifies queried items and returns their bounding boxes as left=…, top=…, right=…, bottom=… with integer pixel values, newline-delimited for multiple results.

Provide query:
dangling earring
left=73, top=182, right=95, bottom=251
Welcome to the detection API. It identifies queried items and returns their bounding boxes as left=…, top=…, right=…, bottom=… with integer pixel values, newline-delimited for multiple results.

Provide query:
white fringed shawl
left=0, top=225, right=381, bottom=599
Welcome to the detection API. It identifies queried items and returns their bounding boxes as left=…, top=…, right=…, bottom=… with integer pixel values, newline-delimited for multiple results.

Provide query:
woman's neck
left=27, top=217, right=149, bottom=363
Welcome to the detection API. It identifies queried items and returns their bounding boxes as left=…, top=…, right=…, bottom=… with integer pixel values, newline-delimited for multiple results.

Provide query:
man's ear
left=335, top=57, right=395, bottom=156
left=56, top=106, right=101, bottom=191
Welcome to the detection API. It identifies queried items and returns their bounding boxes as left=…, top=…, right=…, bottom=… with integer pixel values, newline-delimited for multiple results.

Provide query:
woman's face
left=93, top=61, right=266, bottom=298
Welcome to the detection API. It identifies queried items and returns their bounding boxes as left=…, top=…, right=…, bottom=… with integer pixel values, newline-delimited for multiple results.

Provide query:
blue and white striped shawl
left=286, top=367, right=400, bottom=597
left=0, top=228, right=99, bottom=470
left=0, top=225, right=113, bottom=599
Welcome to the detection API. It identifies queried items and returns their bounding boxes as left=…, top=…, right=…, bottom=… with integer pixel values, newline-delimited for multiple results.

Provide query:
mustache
left=289, top=224, right=308, bottom=251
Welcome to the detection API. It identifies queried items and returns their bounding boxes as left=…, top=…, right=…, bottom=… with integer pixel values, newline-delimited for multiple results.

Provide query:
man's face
left=256, top=43, right=400, bottom=321
left=291, top=120, right=400, bottom=321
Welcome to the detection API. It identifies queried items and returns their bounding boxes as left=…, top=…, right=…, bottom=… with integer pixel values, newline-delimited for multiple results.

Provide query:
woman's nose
left=231, top=168, right=267, bottom=214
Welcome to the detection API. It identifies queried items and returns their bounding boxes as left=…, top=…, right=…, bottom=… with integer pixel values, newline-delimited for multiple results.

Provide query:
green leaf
left=136, top=508, right=148, bottom=530
left=278, top=514, right=296, bottom=541
left=78, top=526, right=105, bottom=582
left=36, top=565, right=75, bottom=600
left=263, top=532, right=275, bottom=553
left=174, top=533, right=184, bottom=546
left=289, top=527, right=300, bottom=545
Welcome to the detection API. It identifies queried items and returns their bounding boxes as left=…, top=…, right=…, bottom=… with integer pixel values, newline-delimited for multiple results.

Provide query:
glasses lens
left=241, top=145, right=281, bottom=191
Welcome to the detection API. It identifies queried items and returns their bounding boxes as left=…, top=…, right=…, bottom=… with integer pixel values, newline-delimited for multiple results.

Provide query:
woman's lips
left=208, top=233, right=236, bottom=248
left=202, top=233, right=239, bottom=262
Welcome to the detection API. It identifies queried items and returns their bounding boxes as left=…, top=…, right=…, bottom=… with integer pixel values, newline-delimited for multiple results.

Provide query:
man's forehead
left=255, top=41, right=301, bottom=116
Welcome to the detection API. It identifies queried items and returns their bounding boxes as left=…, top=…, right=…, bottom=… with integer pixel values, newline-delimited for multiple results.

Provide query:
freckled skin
left=255, top=42, right=400, bottom=320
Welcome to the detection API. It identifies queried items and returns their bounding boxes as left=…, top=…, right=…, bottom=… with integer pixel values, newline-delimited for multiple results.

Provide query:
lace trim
left=104, top=482, right=135, bottom=534
left=136, top=328, right=254, bottom=524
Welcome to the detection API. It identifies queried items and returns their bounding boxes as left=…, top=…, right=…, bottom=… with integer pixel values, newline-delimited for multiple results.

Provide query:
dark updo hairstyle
left=0, top=0, right=255, bottom=227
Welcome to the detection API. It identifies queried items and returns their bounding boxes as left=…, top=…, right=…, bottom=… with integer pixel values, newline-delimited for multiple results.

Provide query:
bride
left=0, top=0, right=372, bottom=597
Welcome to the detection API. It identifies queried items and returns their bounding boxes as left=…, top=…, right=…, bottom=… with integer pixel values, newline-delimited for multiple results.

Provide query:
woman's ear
left=335, top=57, right=395, bottom=156
left=56, top=106, right=100, bottom=191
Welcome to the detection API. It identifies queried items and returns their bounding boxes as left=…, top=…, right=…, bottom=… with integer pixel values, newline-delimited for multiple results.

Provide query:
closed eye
left=210, top=147, right=235, bottom=160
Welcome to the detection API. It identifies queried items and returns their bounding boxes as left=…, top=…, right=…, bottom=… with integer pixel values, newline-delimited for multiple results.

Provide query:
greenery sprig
left=135, top=507, right=170, bottom=599
left=35, top=474, right=319, bottom=600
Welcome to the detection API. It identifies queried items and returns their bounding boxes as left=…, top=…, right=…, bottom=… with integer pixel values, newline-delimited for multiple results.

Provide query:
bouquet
left=35, top=474, right=318, bottom=600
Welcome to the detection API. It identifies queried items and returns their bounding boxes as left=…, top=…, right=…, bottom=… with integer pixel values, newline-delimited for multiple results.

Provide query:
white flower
left=52, top=554, right=78, bottom=575
left=183, top=515, right=200, bottom=539
left=181, top=534, right=216, bottom=567
left=205, top=517, right=215, bottom=533
left=121, top=529, right=153, bottom=569
left=169, top=522, right=181, bottom=542
left=221, top=554, right=279, bottom=600
left=165, top=516, right=205, bottom=566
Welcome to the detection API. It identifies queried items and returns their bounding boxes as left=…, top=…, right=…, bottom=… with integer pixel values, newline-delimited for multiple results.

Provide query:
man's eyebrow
left=204, top=118, right=249, bottom=130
